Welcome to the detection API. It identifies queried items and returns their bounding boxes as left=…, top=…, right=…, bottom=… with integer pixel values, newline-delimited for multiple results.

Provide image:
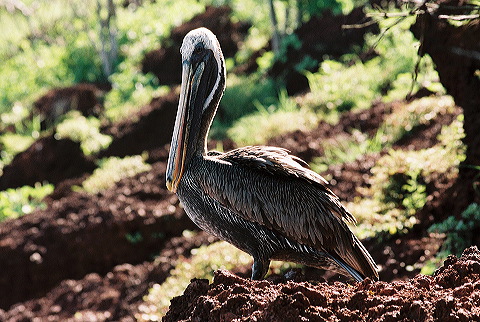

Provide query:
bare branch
left=342, top=19, right=378, bottom=30
left=438, top=14, right=480, bottom=20
left=365, top=11, right=419, bottom=18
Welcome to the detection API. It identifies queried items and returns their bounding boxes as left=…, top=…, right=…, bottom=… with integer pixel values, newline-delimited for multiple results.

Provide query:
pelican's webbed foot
left=251, top=258, right=270, bottom=280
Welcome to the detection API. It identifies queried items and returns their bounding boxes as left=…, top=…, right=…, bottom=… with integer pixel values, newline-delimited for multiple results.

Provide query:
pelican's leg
left=251, top=257, right=270, bottom=280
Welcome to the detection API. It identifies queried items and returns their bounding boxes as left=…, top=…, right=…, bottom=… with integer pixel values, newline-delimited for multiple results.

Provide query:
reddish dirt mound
left=33, top=83, right=106, bottom=130
left=164, top=246, right=480, bottom=321
left=326, top=153, right=380, bottom=202
left=0, top=161, right=196, bottom=310
left=100, top=89, right=178, bottom=158
left=364, top=232, right=443, bottom=282
left=100, top=87, right=238, bottom=161
left=0, top=232, right=217, bottom=321
left=0, top=135, right=96, bottom=190
left=141, top=6, right=250, bottom=85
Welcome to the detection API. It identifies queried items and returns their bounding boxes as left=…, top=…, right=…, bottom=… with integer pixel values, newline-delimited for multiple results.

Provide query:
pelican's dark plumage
left=166, top=27, right=378, bottom=281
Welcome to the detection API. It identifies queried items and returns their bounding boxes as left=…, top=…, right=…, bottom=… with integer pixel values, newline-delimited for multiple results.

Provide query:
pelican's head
left=166, top=28, right=226, bottom=193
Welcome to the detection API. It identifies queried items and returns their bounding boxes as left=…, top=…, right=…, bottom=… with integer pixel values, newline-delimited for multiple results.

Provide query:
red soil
left=164, top=246, right=480, bottom=322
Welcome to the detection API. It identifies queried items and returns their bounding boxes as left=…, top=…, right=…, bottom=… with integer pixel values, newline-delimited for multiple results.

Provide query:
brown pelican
left=166, top=27, right=378, bottom=281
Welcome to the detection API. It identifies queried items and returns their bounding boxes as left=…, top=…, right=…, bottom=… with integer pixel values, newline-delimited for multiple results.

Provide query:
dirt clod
left=165, top=247, right=480, bottom=321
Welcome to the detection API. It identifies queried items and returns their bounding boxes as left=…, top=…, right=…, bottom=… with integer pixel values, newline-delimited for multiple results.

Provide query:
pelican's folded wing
left=201, top=146, right=378, bottom=279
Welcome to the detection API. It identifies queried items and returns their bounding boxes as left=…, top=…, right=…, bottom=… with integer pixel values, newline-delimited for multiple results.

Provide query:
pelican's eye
left=192, top=44, right=205, bottom=60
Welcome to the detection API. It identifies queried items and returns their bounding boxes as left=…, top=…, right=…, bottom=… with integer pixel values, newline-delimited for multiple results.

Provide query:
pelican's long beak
left=166, top=60, right=205, bottom=192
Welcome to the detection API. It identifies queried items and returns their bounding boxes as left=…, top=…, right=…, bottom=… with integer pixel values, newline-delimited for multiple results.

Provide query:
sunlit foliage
left=81, top=155, right=151, bottom=194
left=349, top=114, right=465, bottom=239
left=225, top=89, right=318, bottom=145
left=56, top=112, right=112, bottom=155
left=0, top=183, right=54, bottom=222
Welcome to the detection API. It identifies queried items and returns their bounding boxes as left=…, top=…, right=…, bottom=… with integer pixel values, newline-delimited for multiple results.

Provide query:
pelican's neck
left=195, top=62, right=225, bottom=157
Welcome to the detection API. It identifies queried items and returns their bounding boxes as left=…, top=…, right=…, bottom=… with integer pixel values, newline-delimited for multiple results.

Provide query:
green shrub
left=0, top=184, right=54, bottom=222
left=217, top=74, right=279, bottom=126
left=56, top=112, right=112, bottom=155
left=0, top=102, right=42, bottom=136
left=228, top=107, right=318, bottom=146
left=104, top=1, right=204, bottom=121
left=104, top=62, right=170, bottom=122
left=311, top=128, right=384, bottom=173
left=0, top=44, right=74, bottom=114
left=0, top=9, right=30, bottom=60
left=304, top=15, right=442, bottom=114
left=62, top=34, right=106, bottom=83
left=348, top=115, right=465, bottom=239
left=429, top=203, right=480, bottom=258
left=0, top=1, right=204, bottom=123
left=81, top=155, right=151, bottom=194
left=227, top=90, right=318, bottom=145
left=305, top=59, right=386, bottom=112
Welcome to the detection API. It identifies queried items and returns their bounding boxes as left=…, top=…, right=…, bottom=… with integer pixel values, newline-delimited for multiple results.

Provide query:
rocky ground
left=164, top=246, right=480, bottom=321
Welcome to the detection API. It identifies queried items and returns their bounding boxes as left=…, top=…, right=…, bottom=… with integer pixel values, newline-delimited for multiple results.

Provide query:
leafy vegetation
left=0, top=0, right=107, bottom=114
left=0, top=184, right=54, bottom=222
left=104, top=1, right=205, bottom=121
left=421, top=203, right=480, bottom=275
left=55, top=112, right=112, bottom=155
left=429, top=203, right=480, bottom=258
left=303, top=15, right=440, bottom=114
left=215, top=74, right=279, bottom=126
left=81, top=156, right=151, bottom=194
left=226, top=90, right=318, bottom=145
left=224, top=11, right=442, bottom=148
left=349, top=115, right=465, bottom=239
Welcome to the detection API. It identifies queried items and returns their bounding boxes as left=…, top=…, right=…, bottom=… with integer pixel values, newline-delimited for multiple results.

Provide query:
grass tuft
left=0, top=183, right=54, bottom=222
left=81, top=155, right=151, bottom=194
left=56, top=112, right=112, bottom=155
left=226, top=90, right=319, bottom=146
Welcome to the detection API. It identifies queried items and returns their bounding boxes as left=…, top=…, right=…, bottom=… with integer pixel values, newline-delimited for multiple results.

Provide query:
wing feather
left=202, top=146, right=377, bottom=278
